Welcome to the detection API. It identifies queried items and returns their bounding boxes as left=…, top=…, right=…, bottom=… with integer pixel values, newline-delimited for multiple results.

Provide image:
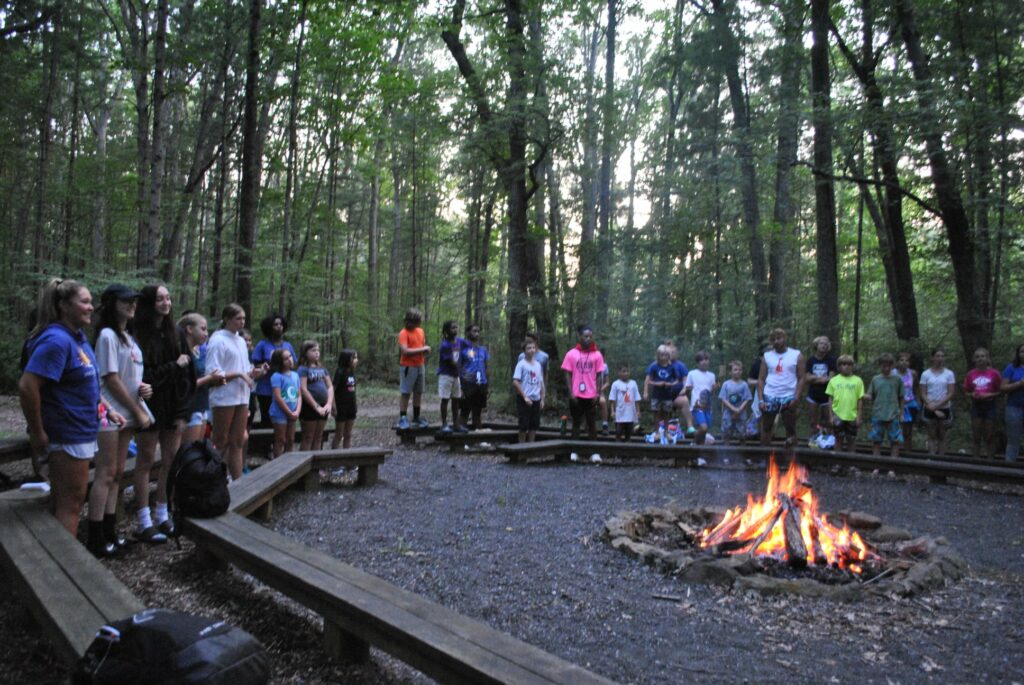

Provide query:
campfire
left=697, top=455, right=874, bottom=573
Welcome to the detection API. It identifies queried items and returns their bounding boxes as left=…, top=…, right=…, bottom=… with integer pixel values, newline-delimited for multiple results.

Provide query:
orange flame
left=698, top=455, right=872, bottom=572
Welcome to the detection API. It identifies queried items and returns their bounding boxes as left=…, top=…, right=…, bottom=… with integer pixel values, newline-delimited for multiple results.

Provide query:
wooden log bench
left=394, top=425, right=436, bottom=445
left=0, top=493, right=145, bottom=665
left=181, top=510, right=615, bottom=684
left=228, top=447, right=391, bottom=519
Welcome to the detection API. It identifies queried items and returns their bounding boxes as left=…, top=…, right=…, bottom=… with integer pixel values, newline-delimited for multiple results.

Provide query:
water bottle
left=658, top=421, right=666, bottom=445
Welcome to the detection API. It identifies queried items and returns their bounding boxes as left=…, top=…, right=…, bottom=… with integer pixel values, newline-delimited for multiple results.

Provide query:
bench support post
left=399, top=434, right=416, bottom=446
left=254, top=499, right=273, bottom=521
left=295, top=469, right=319, bottom=492
left=323, top=618, right=370, bottom=664
left=356, top=465, right=378, bottom=487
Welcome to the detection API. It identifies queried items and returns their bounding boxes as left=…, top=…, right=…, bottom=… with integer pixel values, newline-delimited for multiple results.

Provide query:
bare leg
left=155, top=425, right=183, bottom=507
left=48, top=450, right=90, bottom=536
left=88, top=431, right=121, bottom=525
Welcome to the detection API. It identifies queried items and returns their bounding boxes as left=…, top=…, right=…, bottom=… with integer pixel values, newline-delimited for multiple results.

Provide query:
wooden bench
left=181, top=511, right=614, bottom=684
left=247, top=427, right=335, bottom=458
left=0, top=494, right=145, bottom=665
left=229, top=447, right=391, bottom=519
left=394, top=425, right=436, bottom=445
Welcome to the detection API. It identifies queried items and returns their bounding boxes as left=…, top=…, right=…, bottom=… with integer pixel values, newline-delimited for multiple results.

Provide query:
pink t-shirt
left=561, top=347, right=605, bottom=399
left=964, top=368, right=1001, bottom=400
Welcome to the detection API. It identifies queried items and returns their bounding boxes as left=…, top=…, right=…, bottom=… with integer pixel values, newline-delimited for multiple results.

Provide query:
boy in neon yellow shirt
left=825, top=354, right=864, bottom=452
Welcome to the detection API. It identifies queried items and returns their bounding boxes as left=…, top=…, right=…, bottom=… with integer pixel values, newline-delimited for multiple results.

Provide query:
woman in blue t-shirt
left=20, top=278, right=122, bottom=536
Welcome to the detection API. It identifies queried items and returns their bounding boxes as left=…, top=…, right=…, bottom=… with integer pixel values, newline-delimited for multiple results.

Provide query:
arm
left=322, top=372, right=334, bottom=415
left=512, top=379, right=531, bottom=404
left=757, top=360, right=767, bottom=406
left=18, top=372, right=49, bottom=470
left=272, top=385, right=290, bottom=415
left=103, top=372, right=151, bottom=428
left=855, top=396, right=864, bottom=426
left=792, top=353, right=807, bottom=404
left=564, top=370, right=573, bottom=400
left=292, top=377, right=302, bottom=419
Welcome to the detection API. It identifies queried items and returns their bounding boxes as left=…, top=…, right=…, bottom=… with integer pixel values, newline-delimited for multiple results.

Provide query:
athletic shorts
left=516, top=396, right=541, bottom=431
left=869, top=418, right=903, bottom=444
left=901, top=400, right=919, bottom=424
left=50, top=442, right=98, bottom=460
left=922, top=407, right=954, bottom=425
left=970, top=401, right=997, bottom=421
left=693, top=408, right=712, bottom=427
left=650, top=399, right=674, bottom=413
left=832, top=419, right=859, bottom=440
left=399, top=365, right=425, bottom=395
left=188, top=410, right=209, bottom=427
left=438, top=374, right=462, bottom=399
left=806, top=394, right=830, bottom=406
left=762, top=394, right=795, bottom=414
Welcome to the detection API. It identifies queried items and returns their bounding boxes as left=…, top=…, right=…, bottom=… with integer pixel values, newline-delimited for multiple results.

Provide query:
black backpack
left=167, top=440, right=230, bottom=522
left=74, top=608, right=269, bottom=684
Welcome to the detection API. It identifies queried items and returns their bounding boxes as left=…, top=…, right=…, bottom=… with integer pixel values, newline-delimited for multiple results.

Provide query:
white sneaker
left=570, top=452, right=579, bottom=462
left=591, top=453, right=602, bottom=464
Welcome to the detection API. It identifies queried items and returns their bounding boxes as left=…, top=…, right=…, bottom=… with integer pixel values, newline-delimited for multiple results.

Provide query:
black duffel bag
left=74, top=608, right=269, bottom=684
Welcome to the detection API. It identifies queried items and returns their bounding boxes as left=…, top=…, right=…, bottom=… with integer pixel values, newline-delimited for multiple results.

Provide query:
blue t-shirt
left=1003, top=364, right=1024, bottom=408
left=269, top=370, right=300, bottom=420
left=647, top=362, right=682, bottom=402
left=191, top=343, right=209, bottom=412
left=24, top=323, right=101, bottom=444
left=437, top=337, right=469, bottom=377
left=671, top=360, right=690, bottom=396
left=460, top=343, right=489, bottom=385
left=252, top=339, right=296, bottom=396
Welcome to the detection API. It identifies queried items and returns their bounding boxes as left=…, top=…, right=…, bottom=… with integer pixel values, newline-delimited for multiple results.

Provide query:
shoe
left=601, top=423, right=609, bottom=436
left=397, top=416, right=410, bottom=430
left=134, top=526, right=168, bottom=545
left=87, top=539, right=122, bottom=559
left=416, top=418, right=430, bottom=428
left=570, top=452, right=579, bottom=462
left=454, top=425, right=469, bottom=434
left=157, top=519, right=176, bottom=537
left=440, top=425, right=453, bottom=435
left=590, top=453, right=602, bottom=464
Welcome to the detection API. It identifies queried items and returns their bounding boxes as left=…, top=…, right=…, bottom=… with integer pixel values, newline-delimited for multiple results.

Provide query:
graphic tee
left=269, top=370, right=300, bottom=420
left=609, top=379, right=640, bottom=423
left=513, top=359, right=544, bottom=401
left=826, top=374, right=865, bottom=422
left=646, top=362, right=680, bottom=402
left=561, top=347, right=604, bottom=399
left=95, top=327, right=144, bottom=421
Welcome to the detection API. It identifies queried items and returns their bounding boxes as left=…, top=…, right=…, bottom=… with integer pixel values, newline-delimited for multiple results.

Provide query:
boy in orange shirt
left=397, top=308, right=431, bottom=429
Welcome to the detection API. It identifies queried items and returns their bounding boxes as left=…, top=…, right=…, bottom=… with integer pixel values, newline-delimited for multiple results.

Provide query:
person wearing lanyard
left=561, top=325, right=605, bottom=441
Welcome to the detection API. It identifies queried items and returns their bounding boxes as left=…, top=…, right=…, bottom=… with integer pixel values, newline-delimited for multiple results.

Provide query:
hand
left=540, top=399, right=545, bottom=410
left=855, top=418, right=862, bottom=427
left=138, top=382, right=153, bottom=399
left=135, top=409, right=153, bottom=430
left=320, top=405, right=330, bottom=418
left=29, top=431, right=49, bottom=459
left=108, top=410, right=127, bottom=428
left=524, top=398, right=533, bottom=406
left=177, top=353, right=190, bottom=367
left=211, top=370, right=226, bottom=386
left=423, top=345, right=432, bottom=354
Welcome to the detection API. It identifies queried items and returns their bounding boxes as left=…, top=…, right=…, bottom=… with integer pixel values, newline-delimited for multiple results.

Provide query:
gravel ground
left=2, top=394, right=1023, bottom=684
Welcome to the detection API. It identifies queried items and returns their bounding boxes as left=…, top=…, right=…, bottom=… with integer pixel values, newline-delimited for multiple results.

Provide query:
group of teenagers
left=17, top=278, right=359, bottom=559
left=394, top=312, right=1024, bottom=466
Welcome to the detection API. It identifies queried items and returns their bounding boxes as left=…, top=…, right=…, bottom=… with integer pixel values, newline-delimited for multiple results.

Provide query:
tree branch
left=792, top=159, right=942, bottom=218
left=1, top=4, right=58, bottom=38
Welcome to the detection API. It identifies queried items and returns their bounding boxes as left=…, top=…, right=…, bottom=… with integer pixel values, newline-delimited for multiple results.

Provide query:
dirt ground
left=1, top=393, right=1023, bottom=684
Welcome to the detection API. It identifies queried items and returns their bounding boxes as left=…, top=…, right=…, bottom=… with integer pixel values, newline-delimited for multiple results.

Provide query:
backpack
left=73, top=608, right=269, bottom=685
left=167, top=440, right=230, bottom=522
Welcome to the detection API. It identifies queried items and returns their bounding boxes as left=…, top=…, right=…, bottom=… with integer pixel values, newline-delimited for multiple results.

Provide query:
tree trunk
left=577, top=25, right=602, bottom=325
left=32, top=7, right=61, bottom=271
left=594, top=0, right=616, bottom=332
left=810, top=0, right=839, bottom=344
left=893, top=0, right=986, bottom=357
left=769, top=0, right=804, bottom=328
left=709, top=0, right=769, bottom=330
left=141, top=0, right=168, bottom=273
left=236, top=0, right=263, bottom=315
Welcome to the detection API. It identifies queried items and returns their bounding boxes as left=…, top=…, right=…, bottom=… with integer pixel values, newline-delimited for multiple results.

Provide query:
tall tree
left=810, top=0, right=839, bottom=343
left=236, top=0, right=263, bottom=314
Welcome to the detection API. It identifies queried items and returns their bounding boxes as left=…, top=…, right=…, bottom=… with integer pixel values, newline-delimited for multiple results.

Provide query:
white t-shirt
left=95, top=327, right=145, bottom=425
left=684, top=369, right=717, bottom=408
left=920, top=367, right=955, bottom=408
left=513, top=359, right=544, bottom=401
left=609, top=379, right=640, bottom=423
left=763, top=348, right=800, bottom=397
left=207, top=329, right=253, bottom=407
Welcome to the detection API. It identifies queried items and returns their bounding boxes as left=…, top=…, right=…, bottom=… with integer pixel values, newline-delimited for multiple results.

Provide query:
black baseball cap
left=101, top=284, right=141, bottom=302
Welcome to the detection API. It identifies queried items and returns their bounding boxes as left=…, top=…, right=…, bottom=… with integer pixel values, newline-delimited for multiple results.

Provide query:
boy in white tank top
left=757, top=328, right=805, bottom=452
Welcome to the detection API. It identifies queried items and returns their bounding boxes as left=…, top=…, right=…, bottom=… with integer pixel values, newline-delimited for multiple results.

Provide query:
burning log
left=780, top=494, right=807, bottom=568
left=741, top=504, right=786, bottom=556
left=807, top=520, right=827, bottom=565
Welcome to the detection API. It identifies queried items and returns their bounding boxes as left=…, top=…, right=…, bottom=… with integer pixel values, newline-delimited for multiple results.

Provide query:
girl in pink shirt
left=964, top=347, right=1001, bottom=459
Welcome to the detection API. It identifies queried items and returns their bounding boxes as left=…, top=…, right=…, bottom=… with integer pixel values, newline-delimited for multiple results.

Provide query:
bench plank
left=183, top=512, right=613, bottom=684
left=0, top=499, right=144, bottom=663
left=228, top=451, right=314, bottom=516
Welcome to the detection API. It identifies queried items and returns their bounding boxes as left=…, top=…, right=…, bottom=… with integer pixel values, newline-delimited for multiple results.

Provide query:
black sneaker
left=134, top=526, right=168, bottom=545
left=157, top=519, right=176, bottom=537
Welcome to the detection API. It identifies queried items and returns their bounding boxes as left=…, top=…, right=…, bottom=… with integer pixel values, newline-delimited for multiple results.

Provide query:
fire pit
left=604, top=456, right=966, bottom=600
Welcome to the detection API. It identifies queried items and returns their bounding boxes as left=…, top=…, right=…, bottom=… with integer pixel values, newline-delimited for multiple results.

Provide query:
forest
left=0, top=0, right=1021, bottom=389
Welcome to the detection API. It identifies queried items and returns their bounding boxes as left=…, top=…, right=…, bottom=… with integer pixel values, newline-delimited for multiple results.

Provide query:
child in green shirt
left=867, top=352, right=905, bottom=457
left=825, top=354, right=864, bottom=452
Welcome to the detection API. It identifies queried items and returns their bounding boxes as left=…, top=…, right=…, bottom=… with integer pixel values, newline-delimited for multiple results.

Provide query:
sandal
left=157, top=519, right=176, bottom=537
left=134, top=526, right=168, bottom=545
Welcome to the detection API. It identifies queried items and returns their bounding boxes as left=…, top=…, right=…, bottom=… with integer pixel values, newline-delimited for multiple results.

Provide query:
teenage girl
left=269, top=348, right=301, bottom=457
left=208, top=304, right=262, bottom=480
left=331, top=349, right=358, bottom=449
left=298, top=340, right=333, bottom=451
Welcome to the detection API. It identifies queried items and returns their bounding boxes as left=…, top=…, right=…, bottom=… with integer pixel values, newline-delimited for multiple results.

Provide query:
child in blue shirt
left=437, top=320, right=470, bottom=434
left=269, top=348, right=301, bottom=457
